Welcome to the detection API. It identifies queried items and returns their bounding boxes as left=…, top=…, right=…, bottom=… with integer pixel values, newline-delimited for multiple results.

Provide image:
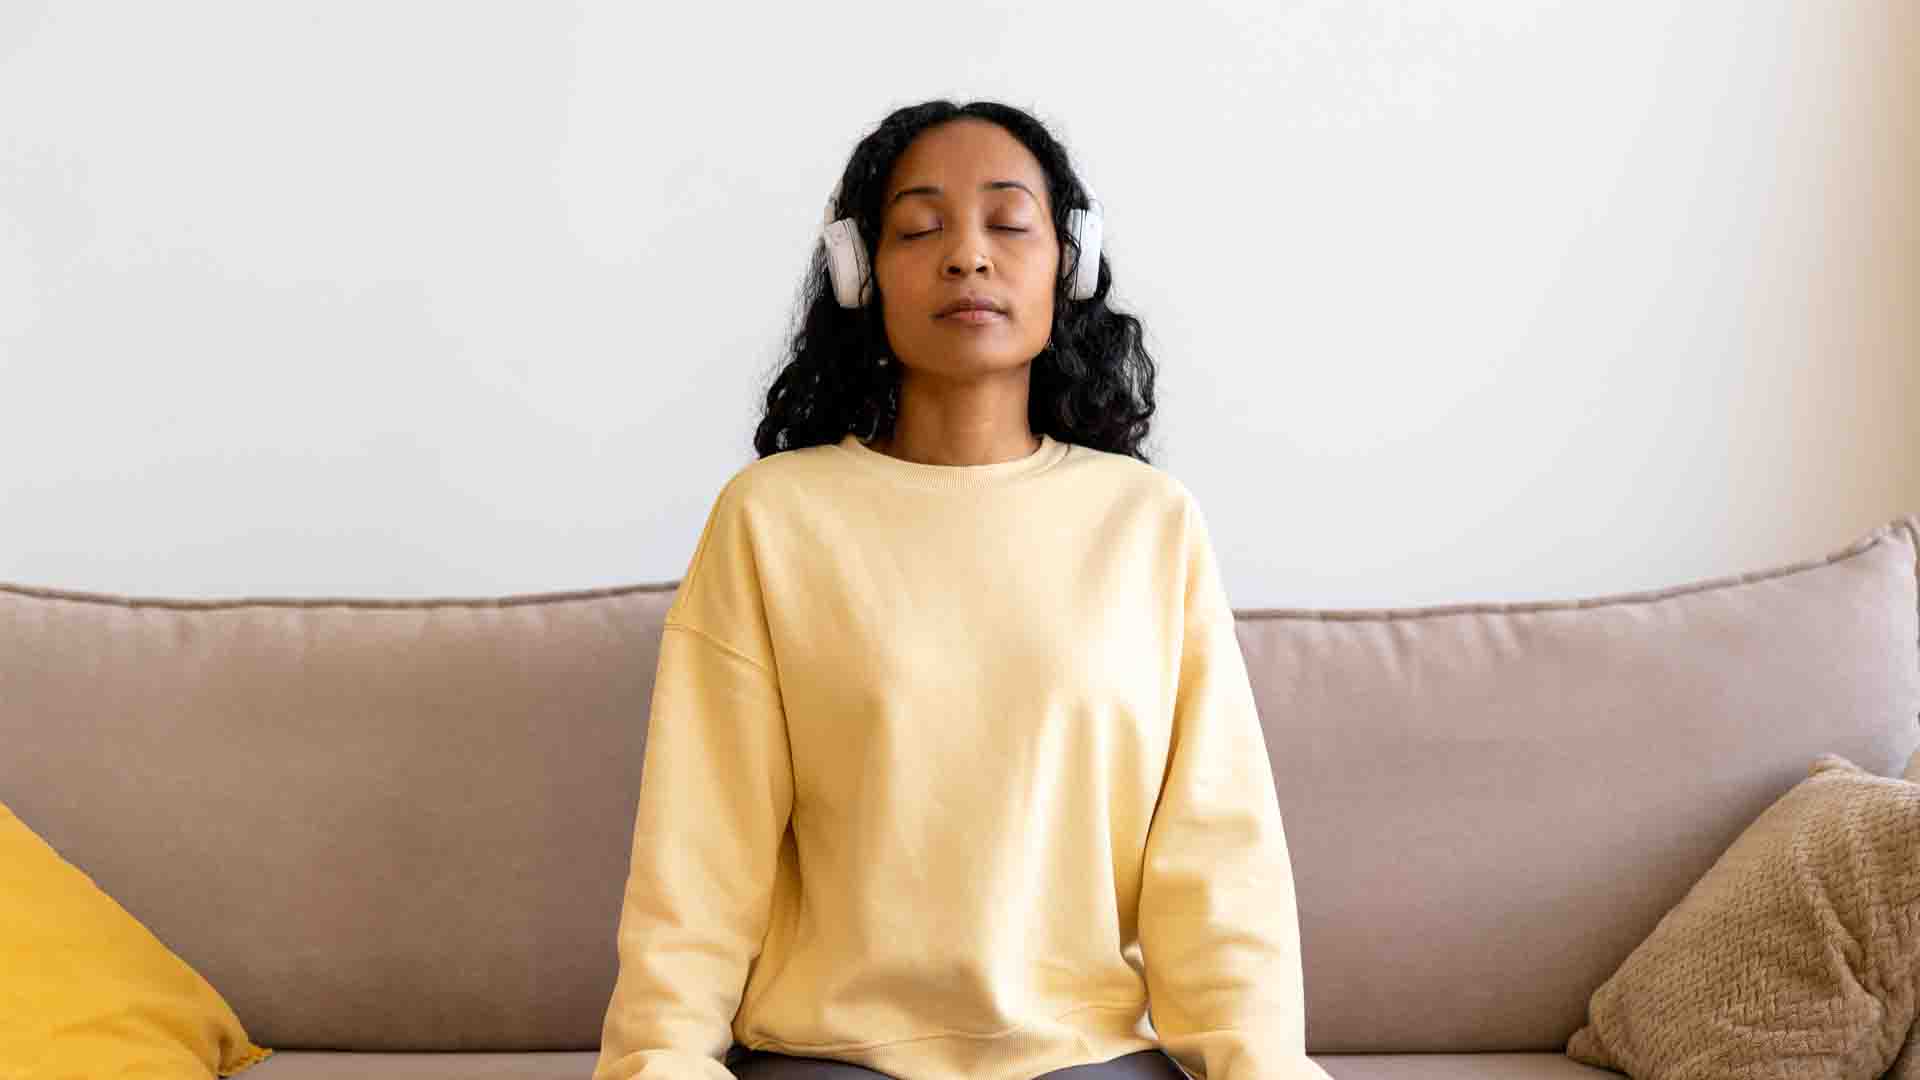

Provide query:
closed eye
left=902, top=226, right=1030, bottom=239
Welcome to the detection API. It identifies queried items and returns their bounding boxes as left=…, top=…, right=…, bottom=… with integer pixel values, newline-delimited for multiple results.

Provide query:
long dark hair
left=752, top=99, right=1158, bottom=463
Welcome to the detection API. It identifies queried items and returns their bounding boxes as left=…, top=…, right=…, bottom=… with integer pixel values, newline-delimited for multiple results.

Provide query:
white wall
left=1, top=2, right=1915, bottom=609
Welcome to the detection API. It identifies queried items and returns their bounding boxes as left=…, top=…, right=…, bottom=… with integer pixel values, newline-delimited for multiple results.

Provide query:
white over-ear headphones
left=818, top=172, right=1104, bottom=309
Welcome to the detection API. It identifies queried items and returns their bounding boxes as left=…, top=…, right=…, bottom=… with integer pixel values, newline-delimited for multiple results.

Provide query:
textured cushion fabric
left=1564, top=751, right=1920, bottom=1079
left=0, top=798, right=274, bottom=1078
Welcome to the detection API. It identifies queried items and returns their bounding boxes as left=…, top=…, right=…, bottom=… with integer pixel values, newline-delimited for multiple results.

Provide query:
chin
left=914, top=349, right=1034, bottom=373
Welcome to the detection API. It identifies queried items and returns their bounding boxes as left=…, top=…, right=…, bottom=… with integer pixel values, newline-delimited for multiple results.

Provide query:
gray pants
left=725, top=1045, right=1187, bottom=1079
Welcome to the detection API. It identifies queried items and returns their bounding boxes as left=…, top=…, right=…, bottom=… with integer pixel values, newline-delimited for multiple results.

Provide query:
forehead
left=884, top=120, right=1048, bottom=210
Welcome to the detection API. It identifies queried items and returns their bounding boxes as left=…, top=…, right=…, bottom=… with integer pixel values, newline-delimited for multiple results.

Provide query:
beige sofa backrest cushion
left=1239, top=512, right=1920, bottom=1051
left=0, top=513, right=1914, bottom=1053
left=0, top=582, right=677, bottom=1052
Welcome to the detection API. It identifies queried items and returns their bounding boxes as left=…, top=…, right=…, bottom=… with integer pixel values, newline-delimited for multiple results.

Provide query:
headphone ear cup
left=821, top=217, right=871, bottom=308
left=1063, top=197, right=1104, bottom=300
left=849, top=226, right=872, bottom=307
left=820, top=178, right=871, bottom=309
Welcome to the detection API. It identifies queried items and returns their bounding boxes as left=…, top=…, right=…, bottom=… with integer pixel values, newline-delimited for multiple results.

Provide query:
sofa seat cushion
left=235, top=1051, right=1612, bottom=1079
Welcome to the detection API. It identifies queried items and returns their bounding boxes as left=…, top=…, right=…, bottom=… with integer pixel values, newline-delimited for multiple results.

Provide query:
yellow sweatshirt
left=593, top=431, right=1327, bottom=1080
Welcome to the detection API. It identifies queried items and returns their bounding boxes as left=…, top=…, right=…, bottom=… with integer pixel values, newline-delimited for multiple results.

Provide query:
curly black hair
left=751, top=99, right=1158, bottom=464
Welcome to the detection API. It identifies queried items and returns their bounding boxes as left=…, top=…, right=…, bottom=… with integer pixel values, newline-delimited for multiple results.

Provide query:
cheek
left=874, top=247, right=919, bottom=293
left=1021, top=269, right=1057, bottom=320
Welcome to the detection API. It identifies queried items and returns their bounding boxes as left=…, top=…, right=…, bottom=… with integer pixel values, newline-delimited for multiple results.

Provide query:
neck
left=869, top=429, right=1041, bottom=467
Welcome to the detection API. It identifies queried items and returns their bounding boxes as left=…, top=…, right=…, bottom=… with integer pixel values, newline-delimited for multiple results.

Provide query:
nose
left=945, top=252, right=989, bottom=277
left=943, top=218, right=993, bottom=278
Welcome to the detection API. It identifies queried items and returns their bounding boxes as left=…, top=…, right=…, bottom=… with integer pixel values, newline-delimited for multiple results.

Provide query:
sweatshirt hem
left=736, top=999, right=1149, bottom=1055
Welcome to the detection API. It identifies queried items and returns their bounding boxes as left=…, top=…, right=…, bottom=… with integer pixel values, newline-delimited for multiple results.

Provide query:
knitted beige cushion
left=1565, top=746, right=1920, bottom=1079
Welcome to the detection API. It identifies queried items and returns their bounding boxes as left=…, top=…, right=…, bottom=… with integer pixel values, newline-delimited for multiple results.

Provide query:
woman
left=592, top=99, right=1326, bottom=1080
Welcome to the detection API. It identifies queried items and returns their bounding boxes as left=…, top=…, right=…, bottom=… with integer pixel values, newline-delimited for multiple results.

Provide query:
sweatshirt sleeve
left=593, top=475, right=793, bottom=1080
left=1138, top=490, right=1331, bottom=1080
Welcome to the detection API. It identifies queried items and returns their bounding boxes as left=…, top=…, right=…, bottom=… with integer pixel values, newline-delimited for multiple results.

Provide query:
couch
left=4, top=510, right=1917, bottom=1079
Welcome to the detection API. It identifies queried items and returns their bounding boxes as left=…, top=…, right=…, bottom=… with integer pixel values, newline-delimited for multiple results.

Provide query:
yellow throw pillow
left=1566, top=751, right=1920, bottom=1079
left=0, top=799, right=273, bottom=1078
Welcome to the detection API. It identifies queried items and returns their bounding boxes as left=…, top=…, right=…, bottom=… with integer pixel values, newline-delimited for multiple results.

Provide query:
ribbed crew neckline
left=835, top=432, right=1071, bottom=489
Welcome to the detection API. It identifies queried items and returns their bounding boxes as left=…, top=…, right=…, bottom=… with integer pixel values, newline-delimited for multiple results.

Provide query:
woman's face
left=873, top=118, right=1058, bottom=379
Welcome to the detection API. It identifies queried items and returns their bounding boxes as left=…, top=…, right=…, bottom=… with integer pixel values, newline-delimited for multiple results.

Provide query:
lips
left=937, top=294, right=1007, bottom=316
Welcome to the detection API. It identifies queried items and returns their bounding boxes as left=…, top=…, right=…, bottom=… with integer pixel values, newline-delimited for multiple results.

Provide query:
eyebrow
left=886, top=180, right=1038, bottom=211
